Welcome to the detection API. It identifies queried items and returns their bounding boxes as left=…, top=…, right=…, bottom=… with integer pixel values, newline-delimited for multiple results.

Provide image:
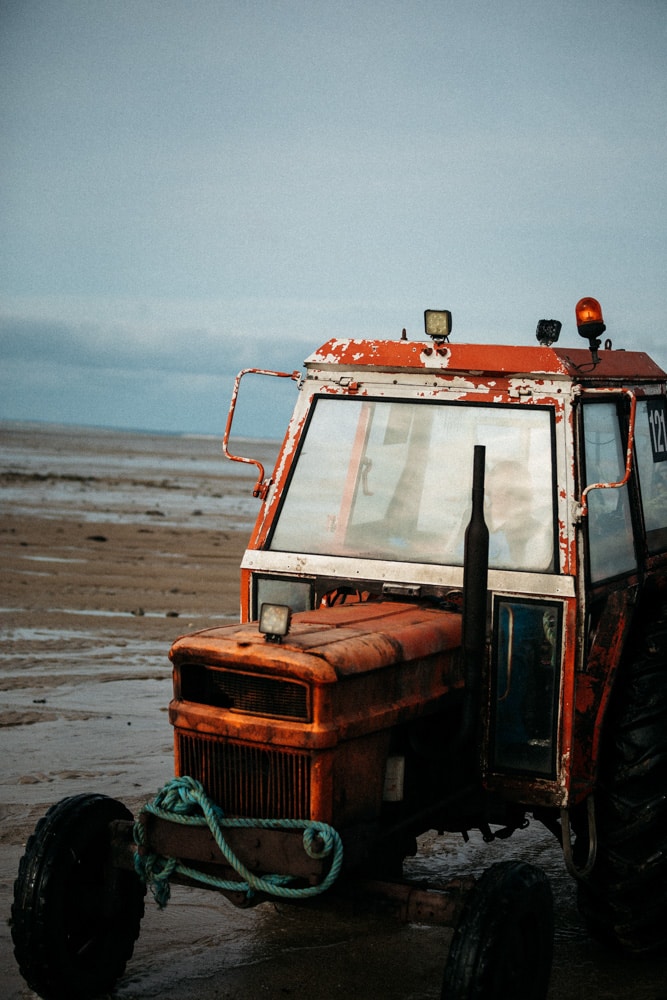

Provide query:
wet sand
left=1, top=422, right=666, bottom=999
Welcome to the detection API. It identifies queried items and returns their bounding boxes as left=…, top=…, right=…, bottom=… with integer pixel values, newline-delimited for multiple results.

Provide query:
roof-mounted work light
left=424, top=309, right=452, bottom=342
left=576, top=297, right=606, bottom=364
left=535, top=319, right=562, bottom=346
left=259, top=603, right=292, bottom=643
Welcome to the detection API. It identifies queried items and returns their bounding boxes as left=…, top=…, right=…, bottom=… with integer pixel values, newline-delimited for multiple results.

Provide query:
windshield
left=269, top=397, right=556, bottom=573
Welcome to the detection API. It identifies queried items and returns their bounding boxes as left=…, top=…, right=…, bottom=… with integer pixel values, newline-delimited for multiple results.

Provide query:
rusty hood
left=169, top=601, right=462, bottom=685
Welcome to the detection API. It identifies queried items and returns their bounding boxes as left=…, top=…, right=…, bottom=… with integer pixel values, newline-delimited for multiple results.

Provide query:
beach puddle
left=21, top=554, right=86, bottom=563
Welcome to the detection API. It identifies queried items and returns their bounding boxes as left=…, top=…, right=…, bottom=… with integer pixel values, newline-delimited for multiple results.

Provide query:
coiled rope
left=133, top=776, right=344, bottom=908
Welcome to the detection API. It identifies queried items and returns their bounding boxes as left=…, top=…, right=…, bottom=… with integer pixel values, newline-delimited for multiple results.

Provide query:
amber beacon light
left=576, top=296, right=606, bottom=364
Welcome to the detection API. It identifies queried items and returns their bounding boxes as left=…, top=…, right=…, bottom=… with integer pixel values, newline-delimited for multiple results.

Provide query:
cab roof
left=306, top=338, right=665, bottom=384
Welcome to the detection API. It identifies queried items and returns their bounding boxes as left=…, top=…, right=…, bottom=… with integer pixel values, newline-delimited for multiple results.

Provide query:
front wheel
left=441, top=860, right=553, bottom=1000
left=12, top=793, right=145, bottom=1000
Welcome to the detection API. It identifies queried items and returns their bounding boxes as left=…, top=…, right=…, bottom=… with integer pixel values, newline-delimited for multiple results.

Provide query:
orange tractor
left=13, top=299, right=667, bottom=999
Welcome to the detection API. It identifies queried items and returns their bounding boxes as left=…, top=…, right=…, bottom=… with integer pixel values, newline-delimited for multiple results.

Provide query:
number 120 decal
left=647, top=398, right=667, bottom=463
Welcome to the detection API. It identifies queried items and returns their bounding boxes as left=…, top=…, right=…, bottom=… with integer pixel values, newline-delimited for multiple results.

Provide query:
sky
left=1, top=0, right=666, bottom=438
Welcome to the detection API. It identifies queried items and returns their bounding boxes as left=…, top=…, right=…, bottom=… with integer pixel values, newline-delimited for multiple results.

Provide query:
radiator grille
left=177, top=731, right=311, bottom=819
left=180, top=663, right=309, bottom=720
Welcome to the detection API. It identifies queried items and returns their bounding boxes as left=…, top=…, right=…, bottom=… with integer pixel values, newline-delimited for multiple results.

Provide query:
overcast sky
left=1, top=0, right=666, bottom=437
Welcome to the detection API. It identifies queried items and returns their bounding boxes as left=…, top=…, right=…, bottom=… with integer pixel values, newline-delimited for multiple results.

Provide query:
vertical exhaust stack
left=459, top=445, right=490, bottom=762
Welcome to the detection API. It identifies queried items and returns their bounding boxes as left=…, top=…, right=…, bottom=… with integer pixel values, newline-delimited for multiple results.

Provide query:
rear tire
left=576, top=604, right=667, bottom=954
left=441, top=860, right=553, bottom=1000
left=12, top=793, right=145, bottom=1000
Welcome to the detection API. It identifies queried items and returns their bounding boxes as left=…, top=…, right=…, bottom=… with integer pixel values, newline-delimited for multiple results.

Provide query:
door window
left=582, top=402, right=637, bottom=581
left=634, top=398, right=667, bottom=553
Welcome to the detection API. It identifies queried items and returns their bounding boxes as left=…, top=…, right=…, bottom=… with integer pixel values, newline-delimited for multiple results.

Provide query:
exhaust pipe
left=459, top=445, right=489, bottom=761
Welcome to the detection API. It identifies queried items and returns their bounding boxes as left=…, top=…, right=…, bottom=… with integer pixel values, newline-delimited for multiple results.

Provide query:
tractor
left=12, top=297, right=667, bottom=999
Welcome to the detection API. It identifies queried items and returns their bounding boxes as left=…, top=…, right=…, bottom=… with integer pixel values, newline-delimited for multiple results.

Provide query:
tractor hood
left=170, top=601, right=462, bottom=685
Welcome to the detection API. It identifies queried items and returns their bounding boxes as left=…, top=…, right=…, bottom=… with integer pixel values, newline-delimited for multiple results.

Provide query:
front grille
left=177, top=731, right=311, bottom=819
left=180, top=663, right=309, bottom=720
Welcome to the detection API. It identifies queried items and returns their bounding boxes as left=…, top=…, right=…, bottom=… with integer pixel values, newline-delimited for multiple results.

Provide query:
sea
left=0, top=420, right=280, bottom=532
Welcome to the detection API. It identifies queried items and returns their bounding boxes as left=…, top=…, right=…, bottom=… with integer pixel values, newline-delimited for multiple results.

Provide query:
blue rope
left=133, top=776, right=344, bottom=908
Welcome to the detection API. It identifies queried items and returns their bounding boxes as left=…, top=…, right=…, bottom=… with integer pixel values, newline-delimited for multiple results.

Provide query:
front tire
left=576, top=604, right=667, bottom=954
left=441, top=860, right=553, bottom=1000
left=12, top=793, right=145, bottom=1000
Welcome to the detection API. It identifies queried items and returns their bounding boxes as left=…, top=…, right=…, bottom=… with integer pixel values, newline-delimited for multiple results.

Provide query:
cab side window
left=634, top=398, right=667, bottom=553
left=582, top=402, right=637, bottom=582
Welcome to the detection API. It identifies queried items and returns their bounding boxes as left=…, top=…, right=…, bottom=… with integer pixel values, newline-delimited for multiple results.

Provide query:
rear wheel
left=12, top=793, right=145, bottom=1000
left=576, top=604, right=667, bottom=954
left=441, top=860, right=553, bottom=1000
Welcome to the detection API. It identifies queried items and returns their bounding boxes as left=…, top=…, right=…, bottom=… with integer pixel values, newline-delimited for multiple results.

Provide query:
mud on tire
left=12, top=793, right=145, bottom=1000
left=577, top=603, right=667, bottom=954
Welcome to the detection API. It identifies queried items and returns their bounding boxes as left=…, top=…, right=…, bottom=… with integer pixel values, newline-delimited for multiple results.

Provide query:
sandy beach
left=2, top=421, right=666, bottom=1000
left=0, top=422, right=259, bottom=838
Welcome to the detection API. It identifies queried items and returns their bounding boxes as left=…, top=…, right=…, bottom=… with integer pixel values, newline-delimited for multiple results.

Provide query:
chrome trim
left=241, top=550, right=575, bottom=598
